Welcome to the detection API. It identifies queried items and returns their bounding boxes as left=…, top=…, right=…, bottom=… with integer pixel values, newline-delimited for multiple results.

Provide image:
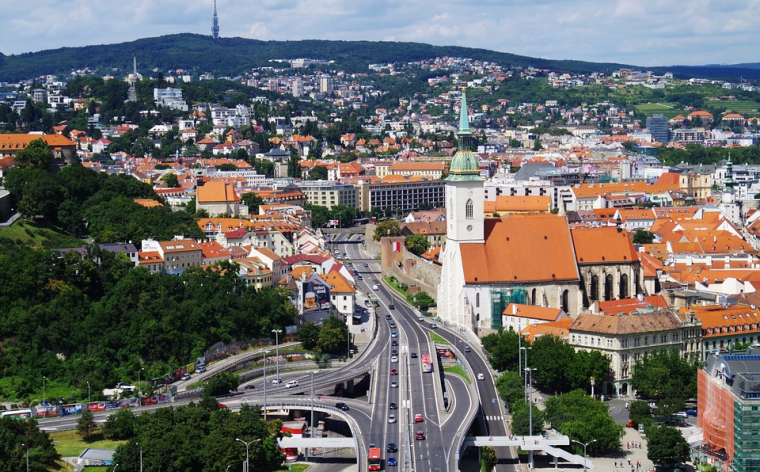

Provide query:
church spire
left=446, top=90, right=481, bottom=180
left=724, top=152, right=736, bottom=190
left=212, top=0, right=220, bottom=40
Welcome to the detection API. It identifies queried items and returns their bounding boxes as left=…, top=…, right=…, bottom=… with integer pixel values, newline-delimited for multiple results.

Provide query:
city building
left=698, top=348, right=760, bottom=472
left=297, top=181, right=359, bottom=210
left=197, top=180, right=247, bottom=217
left=356, top=178, right=445, bottom=213
left=646, top=114, right=671, bottom=143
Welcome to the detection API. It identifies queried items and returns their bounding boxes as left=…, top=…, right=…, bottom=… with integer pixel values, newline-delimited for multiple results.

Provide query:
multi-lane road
left=36, top=229, right=515, bottom=472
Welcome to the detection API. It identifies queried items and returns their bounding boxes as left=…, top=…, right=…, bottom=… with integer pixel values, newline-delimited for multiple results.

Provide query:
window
left=476, top=292, right=480, bottom=308
left=673, top=334, right=679, bottom=342
left=644, top=336, right=649, bottom=346
left=465, top=199, right=474, bottom=220
left=634, top=337, right=640, bottom=347
left=660, top=334, right=667, bottom=343
left=622, top=338, right=628, bottom=348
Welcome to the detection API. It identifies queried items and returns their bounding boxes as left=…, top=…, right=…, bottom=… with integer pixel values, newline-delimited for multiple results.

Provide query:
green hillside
left=0, top=33, right=633, bottom=81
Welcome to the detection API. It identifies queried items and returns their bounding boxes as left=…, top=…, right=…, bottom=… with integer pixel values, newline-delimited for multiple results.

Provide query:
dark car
left=336, top=402, right=350, bottom=411
left=389, top=402, right=397, bottom=409
left=392, top=340, right=398, bottom=346
left=389, top=322, right=396, bottom=328
left=386, top=314, right=392, bottom=320
left=415, top=431, right=426, bottom=440
left=389, top=304, right=395, bottom=309
left=364, top=263, right=369, bottom=267
left=244, top=384, right=256, bottom=390
left=388, top=457, right=397, bottom=467
left=387, top=443, right=398, bottom=453
left=411, top=352, right=418, bottom=358
left=686, top=409, right=697, bottom=416
left=392, top=349, right=398, bottom=356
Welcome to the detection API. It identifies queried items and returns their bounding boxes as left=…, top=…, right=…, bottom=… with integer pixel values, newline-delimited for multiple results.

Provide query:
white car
left=388, top=414, right=396, bottom=423
left=372, top=284, right=379, bottom=290
left=477, top=373, right=485, bottom=380
left=272, top=378, right=283, bottom=385
left=285, top=380, right=299, bottom=388
left=391, top=381, right=398, bottom=388
left=391, top=356, right=398, bottom=363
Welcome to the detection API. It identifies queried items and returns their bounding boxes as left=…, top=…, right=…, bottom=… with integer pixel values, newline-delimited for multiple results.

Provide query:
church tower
left=437, top=91, right=485, bottom=328
left=211, top=0, right=220, bottom=40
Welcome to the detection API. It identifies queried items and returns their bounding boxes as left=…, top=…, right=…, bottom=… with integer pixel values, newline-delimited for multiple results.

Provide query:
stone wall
left=379, top=236, right=441, bottom=301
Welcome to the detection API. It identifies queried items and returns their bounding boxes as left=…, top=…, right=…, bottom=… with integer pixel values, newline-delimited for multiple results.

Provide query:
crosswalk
left=486, top=415, right=503, bottom=421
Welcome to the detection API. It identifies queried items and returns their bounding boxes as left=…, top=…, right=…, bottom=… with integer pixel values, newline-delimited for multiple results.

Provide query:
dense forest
left=0, top=33, right=633, bottom=81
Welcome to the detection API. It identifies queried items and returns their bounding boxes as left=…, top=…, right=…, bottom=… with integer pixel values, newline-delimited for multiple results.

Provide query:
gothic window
left=590, top=275, right=599, bottom=301
left=619, top=273, right=629, bottom=299
left=532, top=288, right=537, bottom=305
left=476, top=292, right=480, bottom=308
left=561, top=289, right=569, bottom=314
left=604, top=274, right=614, bottom=301
left=465, top=199, right=474, bottom=220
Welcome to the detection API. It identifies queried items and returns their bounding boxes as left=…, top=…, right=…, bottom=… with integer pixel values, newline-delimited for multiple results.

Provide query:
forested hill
left=0, top=33, right=633, bottom=81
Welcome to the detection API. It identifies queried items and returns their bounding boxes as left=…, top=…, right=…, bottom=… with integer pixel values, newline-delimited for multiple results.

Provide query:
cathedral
left=437, top=92, right=641, bottom=335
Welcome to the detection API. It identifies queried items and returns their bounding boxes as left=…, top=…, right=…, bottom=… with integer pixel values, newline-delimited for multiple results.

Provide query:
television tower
left=211, top=0, right=219, bottom=39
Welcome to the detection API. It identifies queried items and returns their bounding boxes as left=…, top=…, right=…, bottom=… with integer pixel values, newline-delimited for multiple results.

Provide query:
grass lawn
left=635, top=102, right=684, bottom=118
left=0, top=221, right=82, bottom=249
left=430, top=333, right=449, bottom=345
left=444, top=365, right=471, bottom=384
left=49, top=430, right=127, bottom=458
left=280, top=464, right=310, bottom=472
left=384, top=276, right=410, bottom=298
left=717, top=100, right=760, bottom=116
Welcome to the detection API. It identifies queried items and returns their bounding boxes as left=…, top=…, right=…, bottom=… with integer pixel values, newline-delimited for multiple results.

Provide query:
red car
left=414, top=414, right=423, bottom=423
left=390, top=369, right=398, bottom=375
left=415, top=431, right=425, bottom=440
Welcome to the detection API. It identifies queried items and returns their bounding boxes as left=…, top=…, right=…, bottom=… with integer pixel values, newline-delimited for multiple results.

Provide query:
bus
left=369, top=295, right=379, bottom=307
left=353, top=217, right=370, bottom=226
left=368, top=447, right=382, bottom=471
left=421, top=354, right=433, bottom=373
left=1, top=409, right=32, bottom=420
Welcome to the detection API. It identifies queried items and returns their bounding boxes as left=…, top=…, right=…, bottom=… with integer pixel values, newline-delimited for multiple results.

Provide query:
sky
left=2, top=0, right=760, bottom=67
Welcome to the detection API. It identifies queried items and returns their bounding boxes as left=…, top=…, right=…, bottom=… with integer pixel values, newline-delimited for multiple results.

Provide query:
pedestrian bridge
left=278, top=437, right=355, bottom=448
left=463, top=435, right=594, bottom=469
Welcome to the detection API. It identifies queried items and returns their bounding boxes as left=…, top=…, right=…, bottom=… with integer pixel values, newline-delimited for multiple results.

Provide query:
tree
left=532, top=138, right=543, bottom=151
left=102, top=407, right=137, bottom=440
left=373, top=220, right=400, bottom=241
left=241, top=192, right=265, bottom=215
left=287, top=149, right=301, bottom=178
left=633, top=230, right=655, bottom=245
left=480, top=327, right=521, bottom=372
left=481, top=446, right=497, bottom=472
left=631, top=350, right=699, bottom=401
left=0, top=417, right=61, bottom=471
left=629, top=400, right=651, bottom=425
left=309, top=165, right=328, bottom=180
left=13, top=138, right=52, bottom=170
left=77, top=409, right=98, bottom=440
left=160, top=173, right=179, bottom=188
left=317, top=315, right=349, bottom=354
left=647, top=425, right=690, bottom=470
left=495, top=371, right=524, bottom=408
left=510, top=400, right=545, bottom=436
left=405, top=234, right=430, bottom=256
left=544, top=390, right=623, bottom=453
left=408, top=291, right=436, bottom=312
left=298, top=322, right=320, bottom=350
left=205, top=371, right=240, bottom=396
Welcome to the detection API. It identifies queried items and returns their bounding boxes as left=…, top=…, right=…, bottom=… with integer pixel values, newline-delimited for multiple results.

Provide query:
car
left=372, top=284, right=379, bottom=290
left=387, top=443, right=398, bottom=453
left=389, top=304, right=395, bottom=309
left=358, top=275, right=363, bottom=280
left=477, top=373, right=485, bottom=380
left=391, top=356, right=398, bottom=363
left=410, top=352, right=418, bottom=358
left=272, top=378, right=283, bottom=384
left=116, top=382, right=132, bottom=388
left=415, top=431, right=426, bottom=440
left=626, top=419, right=638, bottom=428
left=343, top=253, right=348, bottom=258
left=244, top=384, right=256, bottom=390
left=686, top=409, right=698, bottom=416
left=418, top=316, right=424, bottom=321
left=391, top=331, right=398, bottom=338
left=334, top=246, right=339, bottom=251
left=388, top=457, right=397, bottom=467
left=390, top=368, right=398, bottom=375
left=196, top=365, right=206, bottom=373
left=392, top=349, right=398, bottom=356
left=464, top=345, right=471, bottom=352
left=391, top=381, right=398, bottom=388
left=430, top=323, right=438, bottom=329
left=674, top=411, right=688, bottom=419
left=364, top=263, right=369, bottom=267
left=414, top=414, right=423, bottom=422
left=389, top=322, right=396, bottom=328
left=392, top=340, right=398, bottom=346
left=388, top=414, right=396, bottom=423
left=218, top=404, right=228, bottom=409
left=336, top=402, right=350, bottom=411
left=352, top=270, right=359, bottom=275
left=181, top=374, right=192, bottom=381
left=369, top=443, right=376, bottom=449
left=386, top=314, right=392, bottom=320
left=285, top=380, right=299, bottom=388
left=389, top=402, right=397, bottom=409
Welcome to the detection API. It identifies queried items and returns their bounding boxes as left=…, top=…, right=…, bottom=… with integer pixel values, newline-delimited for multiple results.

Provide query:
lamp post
left=520, top=346, right=531, bottom=402
left=87, top=381, right=91, bottom=405
left=42, top=376, right=46, bottom=405
left=272, top=329, right=282, bottom=382
left=571, top=439, right=596, bottom=472
left=310, top=371, right=317, bottom=437
left=590, top=376, right=595, bottom=400
left=236, top=438, right=260, bottom=472
left=263, top=350, right=269, bottom=421
left=113, top=464, right=119, bottom=472
left=22, top=443, right=29, bottom=472
left=346, top=328, right=351, bottom=357
left=525, top=367, right=537, bottom=469
left=136, top=442, right=143, bottom=472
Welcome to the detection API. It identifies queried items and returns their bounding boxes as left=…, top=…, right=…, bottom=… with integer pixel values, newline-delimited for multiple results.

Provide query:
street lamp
left=236, top=438, right=260, bottom=472
left=87, top=381, right=91, bottom=405
left=272, top=329, right=282, bottom=382
left=346, top=329, right=351, bottom=358
left=136, top=442, right=143, bottom=472
left=42, top=376, right=46, bottom=406
left=571, top=439, right=597, bottom=472
left=525, top=367, right=537, bottom=469
left=263, top=350, right=269, bottom=421
left=520, top=346, right=531, bottom=402
left=112, top=464, right=119, bottom=472
left=22, top=443, right=29, bottom=472
left=310, top=371, right=317, bottom=437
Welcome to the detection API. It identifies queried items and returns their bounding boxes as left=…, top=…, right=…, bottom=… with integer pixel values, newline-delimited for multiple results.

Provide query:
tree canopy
left=647, top=425, right=690, bottom=470
left=0, top=416, right=61, bottom=471
left=373, top=220, right=400, bottom=241
left=544, top=390, right=623, bottom=453
left=631, top=350, right=699, bottom=401
left=13, top=138, right=52, bottom=170
left=405, top=234, right=430, bottom=256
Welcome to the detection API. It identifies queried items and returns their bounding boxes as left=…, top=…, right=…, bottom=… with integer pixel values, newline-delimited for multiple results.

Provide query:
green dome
left=446, top=91, right=482, bottom=182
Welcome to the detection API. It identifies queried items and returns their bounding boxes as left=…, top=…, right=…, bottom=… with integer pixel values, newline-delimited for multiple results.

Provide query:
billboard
left=301, top=278, right=330, bottom=313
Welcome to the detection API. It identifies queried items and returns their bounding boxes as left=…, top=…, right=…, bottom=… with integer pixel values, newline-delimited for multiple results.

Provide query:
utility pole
left=263, top=351, right=269, bottom=421
left=526, top=367, right=537, bottom=469
left=272, top=329, right=282, bottom=382
left=236, top=438, right=260, bottom=472
left=521, top=346, right=531, bottom=402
